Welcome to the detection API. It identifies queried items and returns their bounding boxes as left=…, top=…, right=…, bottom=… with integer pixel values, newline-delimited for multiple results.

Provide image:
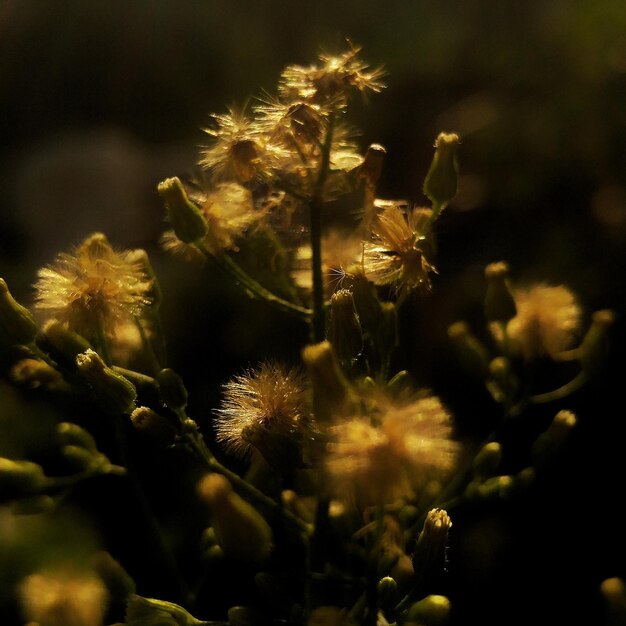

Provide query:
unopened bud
left=56, top=422, right=98, bottom=452
left=407, top=594, right=451, bottom=625
left=0, top=457, right=47, bottom=493
left=125, top=594, right=205, bottom=626
left=328, top=289, right=363, bottom=365
left=157, top=368, right=188, bottom=410
left=472, top=442, right=502, bottom=481
left=484, top=262, right=517, bottom=323
left=157, top=177, right=208, bottom=244
left=447, top=321, right=490, bottom=378
left=130, top=406, right=175, bottom=442
left=531, top=410, right=577, bottom=469
left=412, top=509, right=452, bottom=581
left=377, top=576, right=398, bottom=611
left=302, top=341, right=352, bottom=423
left=579, top=309, right=615, bottom=376
left=476, top=475, right=514, bottom=500
left=360, top=143, right=387, bottom=187
left=197, top=473, right=273, bottom=563
left=0, top=278, right=37, bottom=345
left=423, top=132, right=460, bottom=215
left=76, top=349, right=137, bottom=414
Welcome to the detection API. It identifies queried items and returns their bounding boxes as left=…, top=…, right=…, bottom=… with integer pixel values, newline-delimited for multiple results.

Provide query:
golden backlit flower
left=279, top=45, right=384, bottom=105
left=363, top=201, right=436, bottom=294
left=200, top=108, right=287, bottom=183
left=34, top=233, right=152, bottom=342
left=492, top=284, right=582, bottom=360
left=325, top=392, right=458, bottom=507
left=19, top=567, right=108, bottom=626
left=214, top=362, right=309, bottom=461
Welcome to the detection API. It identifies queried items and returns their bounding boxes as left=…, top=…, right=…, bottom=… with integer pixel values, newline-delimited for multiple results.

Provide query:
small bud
left=197, top=473, right=273, bottom=563
left=36, top=320, right=92, bottom=371
left=579, top=309, right=615, bottom=376
left=531, top=410, right=577, bottom=469
left=76, top=349, right=137, bottom=414
left=387, top=370, right=412, bottom=395
left=0, top=277, right=37, bottom=345
left=472, top=442, right=502, bottom=481
left=423, top=132, right=460, bottom=215
left=157, top=368, right=188, bottom=410
left=447, top=321, right=490, bottom=379
left=0, top=457, right=47, bottom=493
left=484, top=262, right=517, bottom=323
left=476, top=475, right=514, bottom=500
left=328, top=289, right=363, bottom=365
left=377, top=576, right=398, bottom=611
left=359, top=143, right=387, bottom=187
left=56, top=422, right=98, bottom=452
left=407, top=594, right=451, bottom=625
left=125, top=594, right=205, bottom=626
left=302, top=341, right=353, bottom=423
left=157, top=177, right=208, bottom=244
left=412, top=509, right=452, bottom=582
left=130, top=406, right=175, bottom=442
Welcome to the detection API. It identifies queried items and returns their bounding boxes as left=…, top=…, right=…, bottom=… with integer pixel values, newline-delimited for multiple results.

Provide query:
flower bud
left=579, top=309, right=615, bottom=376
left=197, top=473, right=273, bottom=563
left=423, top=132, right=460, bottom=215
left=447, top=321, right=490, bottom=379
left=484, top=262, right=517, bottom=324
left=472, top=442, right=502, bottom=481
left=0, top=457, right=47, bottom=493
left=327, top=289, right=363, bottom=365
left=130, top=406, right=175, bottom=443
left=125, top=594, right=205, bottom=626
left=76, top=349, right=137, bottom=414
left=36, top=320, right=92, bottom=371
left=359, top=143, right=387, bottom=187
left=157, top=177, right=208, bottom=244
left=0, top=277, right=37, bottom=345
left=56, top=421, right=98, bottom=452
left=531, top=410, right=577, bottom=469
left=476, top=475, right=514, bottom=501
left=407, top=594, right=451, bottom=625
left=157, top=368, right=188, bottom=410
left=302, top=341, right=352, bottom=423
left=411, top=509, right=452, bottom=583
left=349, top=273, right=384, bottom=336
left=377, top=576, right=398, bottom=611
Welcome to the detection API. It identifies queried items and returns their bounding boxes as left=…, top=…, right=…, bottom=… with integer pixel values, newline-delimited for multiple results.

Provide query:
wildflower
left=363, top=201, right=436, bottom=294
left=34, top=233, right=152, bottom=343
left=197, top=473, right=273, bottom=563
left=19, top=567, right=108, bottom=626
left=325, top=393, right=458, bottom=507
left=200, top=108, right=288, bottom=183
left=491, top=284, right=581, bottom=361
left=214, top=362, right=309, bottom=462
left=279, top=45, right=384, bottom=105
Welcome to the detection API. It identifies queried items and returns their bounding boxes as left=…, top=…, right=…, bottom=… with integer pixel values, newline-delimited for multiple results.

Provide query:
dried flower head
left=200, top=108, right=288, bottom=183
left=363, top=201, right=436, bottom=294
left=491, top=284, right=582, bottom=360
left=19, top=567, right=108, bottom=626
left=325, top=392, right=458, bottom=507
left=214, top=362, right=309, bottom=461
left=279, top=45, right=384, bottom=105
left=34, top=233, right=152, bottom=342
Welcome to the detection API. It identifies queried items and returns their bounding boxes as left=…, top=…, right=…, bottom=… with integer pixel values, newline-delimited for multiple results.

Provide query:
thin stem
left=195, top=241, right=312, bottom=321
left=134, top=316, right=162, bottom=376
left=308, top=113, right=335, bottom=343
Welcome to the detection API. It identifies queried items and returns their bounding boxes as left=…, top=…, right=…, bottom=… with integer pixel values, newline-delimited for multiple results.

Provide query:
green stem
left=195, top=241, right=312, bottom=321
left=134, top=316, right=162, bottom=376
left=309, top=113, right=335, bottom=343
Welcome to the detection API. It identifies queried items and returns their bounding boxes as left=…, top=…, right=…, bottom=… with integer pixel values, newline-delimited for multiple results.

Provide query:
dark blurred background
left=1, top=1, right=625, bottom=625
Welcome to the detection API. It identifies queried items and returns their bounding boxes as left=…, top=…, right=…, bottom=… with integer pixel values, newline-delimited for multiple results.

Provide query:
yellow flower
left=214, top=362, right=309, bottom=462
left=19, top=567, right=108, bottom=626
left=34, top=233, right=152, bottom=342
left=363, top=201, right=436, bottom=294
left=279, top=45, right=384, bottom=105
left=492, top=284, right=581, bottom=360
left=325, top=392, right=458, bottom=507
left=200, top=108, right=288, bottom=183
